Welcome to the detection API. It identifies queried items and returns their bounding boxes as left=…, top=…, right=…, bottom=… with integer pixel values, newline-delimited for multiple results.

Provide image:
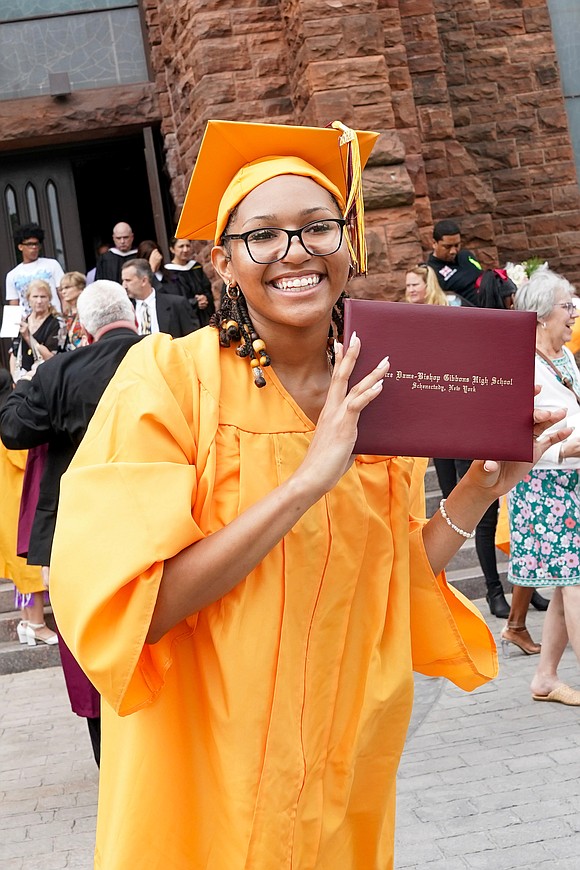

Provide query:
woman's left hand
left=467, top=392, right=571, bottom=497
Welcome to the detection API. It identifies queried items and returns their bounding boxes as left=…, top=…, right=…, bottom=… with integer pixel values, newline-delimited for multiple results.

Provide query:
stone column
left=281, top=0, right=427, bottom=298
left=398, top=0, right=498, bottom=265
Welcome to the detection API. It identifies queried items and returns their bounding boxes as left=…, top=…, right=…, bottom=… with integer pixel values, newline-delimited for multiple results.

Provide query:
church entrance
left=0, top=127, right=172, bottom=294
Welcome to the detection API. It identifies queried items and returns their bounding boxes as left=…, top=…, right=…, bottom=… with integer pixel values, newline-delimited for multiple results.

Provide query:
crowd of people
left=403, top=222, right=580, bottom=706
left=0, top=220, right=216, bottom=758
left=0, top=118, right=578, bottom=867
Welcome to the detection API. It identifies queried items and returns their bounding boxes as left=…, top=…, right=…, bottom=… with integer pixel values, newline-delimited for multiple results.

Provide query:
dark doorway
left=72, top=136, right=161, bottom=273
left=0, top=128, right=172, bottom=369
left=0, top=129, right=172, bottom=289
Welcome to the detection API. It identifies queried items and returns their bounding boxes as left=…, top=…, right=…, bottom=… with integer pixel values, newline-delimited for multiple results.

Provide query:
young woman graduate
left=50, top=119, right=568, bottom=870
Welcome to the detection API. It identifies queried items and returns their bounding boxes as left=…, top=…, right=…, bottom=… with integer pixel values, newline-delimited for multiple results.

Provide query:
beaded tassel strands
left=213, top=284, right=271, bottom=387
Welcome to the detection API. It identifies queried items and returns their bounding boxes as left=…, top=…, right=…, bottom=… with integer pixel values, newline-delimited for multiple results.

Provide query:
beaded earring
left=326, top=290, right=348, bottom=367
left=211, top=283, right=271, bottom=388
left=211, top=286, right=347, bottom=387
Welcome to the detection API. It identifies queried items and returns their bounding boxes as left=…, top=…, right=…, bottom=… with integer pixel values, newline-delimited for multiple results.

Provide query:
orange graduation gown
left=50, top=328, right=496, bottom=870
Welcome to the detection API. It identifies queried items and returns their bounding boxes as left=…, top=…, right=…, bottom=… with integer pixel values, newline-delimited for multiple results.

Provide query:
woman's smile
left=268, top=272, right=324, bottom=292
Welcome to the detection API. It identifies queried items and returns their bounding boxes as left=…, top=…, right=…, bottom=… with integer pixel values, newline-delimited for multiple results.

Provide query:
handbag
left=13, top=325, right=45, bottom=381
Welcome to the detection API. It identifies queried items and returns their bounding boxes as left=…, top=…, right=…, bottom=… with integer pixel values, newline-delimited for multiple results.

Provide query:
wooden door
left=0, top=156, right=86, bottom=301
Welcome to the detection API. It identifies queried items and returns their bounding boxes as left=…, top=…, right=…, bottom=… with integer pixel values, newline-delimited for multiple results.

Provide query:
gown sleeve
left=50, top=333, right=220, bottom=715
left=408, top=519, right=498, bottom=691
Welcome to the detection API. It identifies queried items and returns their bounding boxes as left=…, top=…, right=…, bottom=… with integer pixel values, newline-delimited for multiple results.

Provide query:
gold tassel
left=331, top=120, right=367, bottom=276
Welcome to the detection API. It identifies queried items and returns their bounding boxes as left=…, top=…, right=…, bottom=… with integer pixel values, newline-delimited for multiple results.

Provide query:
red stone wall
left=143, top=0, right=580, bottom=293
left=144, top=0, right=428, bottom=298
left=438, top=0, right=580, bottom=278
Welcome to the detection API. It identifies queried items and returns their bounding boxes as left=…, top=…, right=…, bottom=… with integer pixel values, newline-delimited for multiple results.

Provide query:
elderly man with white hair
left=0, top=280, right=141, bottom=764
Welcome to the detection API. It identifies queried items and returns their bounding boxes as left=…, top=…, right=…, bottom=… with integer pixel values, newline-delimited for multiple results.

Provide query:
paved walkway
left=1, top=595, right=579, bottom=868
left=396, top=596, right=580, bottom=869
left=0, top=667, right=98, bottom=869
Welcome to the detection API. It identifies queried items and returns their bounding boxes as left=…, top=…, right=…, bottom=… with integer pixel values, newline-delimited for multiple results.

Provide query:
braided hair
left=211, top=206, right=349, bottom=387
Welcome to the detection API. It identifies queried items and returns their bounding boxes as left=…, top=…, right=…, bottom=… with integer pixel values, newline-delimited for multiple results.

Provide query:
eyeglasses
left=221, top=218, right=346, bottom=264
left=21, top=241, right=40, bottom=247
left=555, top=302, right=577, bottom=315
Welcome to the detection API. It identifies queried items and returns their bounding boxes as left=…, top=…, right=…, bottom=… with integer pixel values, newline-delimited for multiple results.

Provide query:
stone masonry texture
left=1, top=2, right=578, bottom=298
left=141, top=0, right=580, bottom=297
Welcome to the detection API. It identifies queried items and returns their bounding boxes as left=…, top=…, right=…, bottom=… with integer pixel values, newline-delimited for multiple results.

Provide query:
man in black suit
left=0, top=280, right=142, bottom=767
left=121, top=258, right=200, bottom=337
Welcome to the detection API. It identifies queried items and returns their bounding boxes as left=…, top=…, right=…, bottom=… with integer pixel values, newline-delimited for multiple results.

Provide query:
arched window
left=4, top=185, right=20, bottom=229
left=25, top=183, right=39, bottom=224
left=4, top=184, right=19, bottom=237
left=46, top=181, right=66, bottom=269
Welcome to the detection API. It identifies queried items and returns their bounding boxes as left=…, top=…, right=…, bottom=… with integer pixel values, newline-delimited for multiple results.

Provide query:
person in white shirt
left=5, top=223, right=63, bottom=314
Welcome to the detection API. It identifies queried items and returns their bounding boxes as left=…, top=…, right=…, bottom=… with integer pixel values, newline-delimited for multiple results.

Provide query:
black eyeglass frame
left=221, top=218, right=347, bottom=264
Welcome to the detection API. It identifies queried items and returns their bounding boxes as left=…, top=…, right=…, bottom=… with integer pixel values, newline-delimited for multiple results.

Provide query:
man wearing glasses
left=95, top=221, right=138, bottom=283
left=5, top=223, right=64, bottom=314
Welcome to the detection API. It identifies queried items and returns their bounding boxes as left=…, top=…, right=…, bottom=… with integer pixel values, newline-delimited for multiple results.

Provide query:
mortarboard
left=175, top=119, right=379, bottom=274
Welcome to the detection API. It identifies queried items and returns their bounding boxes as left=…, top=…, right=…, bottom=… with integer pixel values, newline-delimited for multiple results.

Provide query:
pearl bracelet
left=439, top=498, right=476, bottom=539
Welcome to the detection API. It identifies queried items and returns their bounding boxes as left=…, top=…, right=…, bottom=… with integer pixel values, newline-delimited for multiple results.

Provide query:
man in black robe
left=95, top=221, right=138, bottom=282
left=0, top=280, right=141, bottom=766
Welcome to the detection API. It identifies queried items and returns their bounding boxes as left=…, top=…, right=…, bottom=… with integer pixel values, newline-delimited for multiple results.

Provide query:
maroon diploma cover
left=343, top=299, right=537, bottom=461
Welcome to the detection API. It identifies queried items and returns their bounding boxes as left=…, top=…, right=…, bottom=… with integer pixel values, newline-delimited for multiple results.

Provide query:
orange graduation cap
left=175, top=119, right=379, bottom=274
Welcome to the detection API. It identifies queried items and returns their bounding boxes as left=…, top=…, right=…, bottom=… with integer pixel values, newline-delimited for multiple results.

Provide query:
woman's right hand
left=294, top=333, right=389, bottom=499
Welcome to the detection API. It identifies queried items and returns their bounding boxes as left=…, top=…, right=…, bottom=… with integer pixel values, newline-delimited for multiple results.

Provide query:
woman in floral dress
left=505, top=268, right=580, bottom=704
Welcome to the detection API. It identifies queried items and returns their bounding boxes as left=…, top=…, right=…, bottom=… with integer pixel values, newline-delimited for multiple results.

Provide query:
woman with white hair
left=503, top=268, right=580, bottom=704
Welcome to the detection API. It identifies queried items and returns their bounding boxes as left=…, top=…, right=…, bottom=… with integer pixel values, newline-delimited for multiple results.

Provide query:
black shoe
left=530, top=589, right=549, bottom=612
left=486, top=590, right=510, bottom=619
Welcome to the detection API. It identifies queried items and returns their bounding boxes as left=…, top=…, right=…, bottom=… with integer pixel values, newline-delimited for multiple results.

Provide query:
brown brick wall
left=144, top=0, right=580, bottom=292
left=433, top=0, right=580, bottom=276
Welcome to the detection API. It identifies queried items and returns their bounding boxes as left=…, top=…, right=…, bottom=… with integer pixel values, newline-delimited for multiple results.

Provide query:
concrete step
left=0, top=606, right=59, bottom=674
left=447, top=564, right=509, bottom=602
left=0, top=638, right=61, bottom=674
left=0, top=577, right=15, bottom=613
left=0, top=607, right=56, bottom=642
left=446, top=535, right=508, bottom=572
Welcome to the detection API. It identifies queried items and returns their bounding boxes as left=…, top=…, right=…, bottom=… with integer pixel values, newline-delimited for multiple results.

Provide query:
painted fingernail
left=483, top=461, right=494, bottom=472
left=349, top=331, right=358, bottom=347
left=377, top=355, right=389, bottom=369
left=334, top=339, right=341, bottom=356
left=371, top=380, right=384, bottom=391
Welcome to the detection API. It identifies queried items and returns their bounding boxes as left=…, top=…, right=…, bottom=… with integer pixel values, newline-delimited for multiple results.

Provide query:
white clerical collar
left=165, top=260, right=197, bottom=271
left=109, top=247, right=138, bottom=257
